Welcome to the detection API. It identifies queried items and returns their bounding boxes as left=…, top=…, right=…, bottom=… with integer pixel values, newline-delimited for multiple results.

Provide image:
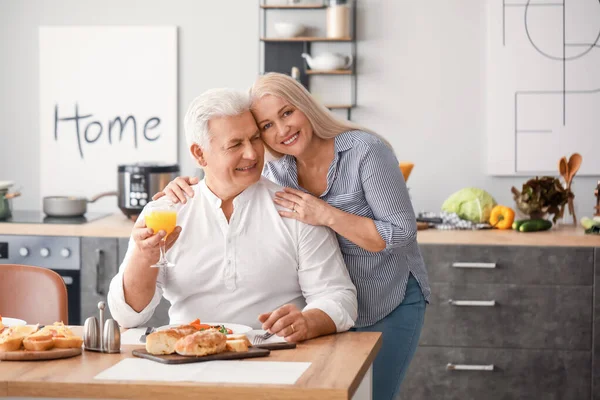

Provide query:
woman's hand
left=132, top=217, right=182, bottom=265
left=152, top=176, right=200, bottom=204
left=258, top=304, right=309, bottom=343
left=274, top=187, right=337, bottom=227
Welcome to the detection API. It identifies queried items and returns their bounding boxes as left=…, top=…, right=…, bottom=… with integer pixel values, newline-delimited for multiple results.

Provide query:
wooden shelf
left=260, top=4, right=326, bottom=9
left=261, top=37, right=352, bottom=42
left=306, top=70, right=353, bottom=75
left=325, top=104, right=354, bottom=109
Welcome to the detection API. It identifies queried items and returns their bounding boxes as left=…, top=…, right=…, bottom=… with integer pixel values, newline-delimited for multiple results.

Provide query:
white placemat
left=94, top=358, right=311, bottom=385
left=120, top=328, right=147, bottom=345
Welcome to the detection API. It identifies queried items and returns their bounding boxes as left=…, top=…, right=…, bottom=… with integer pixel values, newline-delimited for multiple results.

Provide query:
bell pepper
left=489, top=205, right=515, bottom=230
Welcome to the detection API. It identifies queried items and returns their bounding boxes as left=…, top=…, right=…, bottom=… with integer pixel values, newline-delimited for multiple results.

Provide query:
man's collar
left=199, top=178, right=258, bottom=209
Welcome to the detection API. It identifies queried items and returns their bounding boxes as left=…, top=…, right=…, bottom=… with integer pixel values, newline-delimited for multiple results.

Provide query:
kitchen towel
left=94, top=358, right=311, bottom=385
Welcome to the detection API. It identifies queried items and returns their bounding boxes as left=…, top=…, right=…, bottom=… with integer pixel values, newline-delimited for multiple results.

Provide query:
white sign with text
left=39, top=26, right=178, bottom=212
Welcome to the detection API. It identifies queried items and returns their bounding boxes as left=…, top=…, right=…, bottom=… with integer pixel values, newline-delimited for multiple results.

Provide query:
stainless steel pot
left=0, top=189, right=21, bottom=221
left=43, top=191, right=117, bottom=218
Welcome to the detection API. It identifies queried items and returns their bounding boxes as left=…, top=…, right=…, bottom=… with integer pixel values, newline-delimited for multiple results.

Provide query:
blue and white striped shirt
left=264, top=130, right=431, bottom=327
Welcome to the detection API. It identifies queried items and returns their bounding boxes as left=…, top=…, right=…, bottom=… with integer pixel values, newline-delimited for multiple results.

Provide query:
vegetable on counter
left=511, top=176, right=568, bottom=223
left=441, top=188, right=497, bottom=223
left=516, top=219, right=553, bottom=232
left=489, top=205, right=515, bottom=230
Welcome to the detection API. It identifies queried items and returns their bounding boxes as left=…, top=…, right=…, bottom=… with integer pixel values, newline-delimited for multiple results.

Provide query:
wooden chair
left=0, top=264, right=69, bottom=325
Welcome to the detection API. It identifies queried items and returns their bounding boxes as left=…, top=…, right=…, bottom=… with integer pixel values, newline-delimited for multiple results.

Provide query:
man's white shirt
left=108, top=177, right=358, bottom=331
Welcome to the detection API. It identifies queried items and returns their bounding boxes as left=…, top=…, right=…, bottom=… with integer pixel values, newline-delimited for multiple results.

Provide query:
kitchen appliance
left=43, top=191, right=117, bottom=218
left=0, top=210, right=109, bottom=225
left=0, top=235, right=81, bottom=325
left=118, top=163, right=180, bottom=218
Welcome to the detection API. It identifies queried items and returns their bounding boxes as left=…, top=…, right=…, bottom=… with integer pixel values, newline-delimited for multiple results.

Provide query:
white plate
left=1, top=317, right=27, bottom=327
left=156, top=322, right=252, bottom=335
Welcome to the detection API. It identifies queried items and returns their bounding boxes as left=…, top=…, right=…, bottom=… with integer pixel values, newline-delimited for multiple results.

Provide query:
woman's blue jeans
left=352, top=274, right=426, bottom=400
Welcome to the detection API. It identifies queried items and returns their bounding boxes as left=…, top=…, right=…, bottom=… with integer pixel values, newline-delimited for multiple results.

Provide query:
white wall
left=1, top=0, right=598, bottom=221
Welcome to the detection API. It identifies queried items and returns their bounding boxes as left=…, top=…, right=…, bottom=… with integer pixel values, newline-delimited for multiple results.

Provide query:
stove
left=1, top=210, right=110, bottom=225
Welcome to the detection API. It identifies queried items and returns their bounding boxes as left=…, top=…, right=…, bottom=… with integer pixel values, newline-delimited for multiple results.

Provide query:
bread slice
left=226, top=334, right=251, bottom=347
left=53, top=335, right=83, bottom=349
left=23, top=333, right=54, bottom=351
left=225, top=339, right=249, bottom=353
left=175, top=330, right=227, bottom=357
left=146, top=329, right=184, bottom=355
left=0, top=325, right=39, bottom=352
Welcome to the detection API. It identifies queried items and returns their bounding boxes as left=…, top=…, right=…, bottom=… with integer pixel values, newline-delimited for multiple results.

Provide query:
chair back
left=0, top=264, right=69, bottom=325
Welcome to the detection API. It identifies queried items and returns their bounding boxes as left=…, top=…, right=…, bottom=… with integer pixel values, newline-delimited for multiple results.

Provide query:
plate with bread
left=135, top=322, right=269, bottom=364
left=0, top=321, right=84, bottom=361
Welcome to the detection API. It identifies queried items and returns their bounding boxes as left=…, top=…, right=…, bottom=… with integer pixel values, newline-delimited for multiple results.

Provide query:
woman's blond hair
left=249, top=72, right=393, bottom=158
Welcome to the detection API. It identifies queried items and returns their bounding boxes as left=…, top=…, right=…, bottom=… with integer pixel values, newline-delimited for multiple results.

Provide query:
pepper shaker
left=102, top=319, right=121, bottom=353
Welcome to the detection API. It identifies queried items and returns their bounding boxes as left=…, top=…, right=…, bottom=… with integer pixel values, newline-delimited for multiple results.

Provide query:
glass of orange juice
left=144, top=201, right=178, bottom=268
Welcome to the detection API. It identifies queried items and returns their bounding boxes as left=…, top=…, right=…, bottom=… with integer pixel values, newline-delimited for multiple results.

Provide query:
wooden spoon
left=558, top=156, right=569, bottom=185
left=566, top=153, right=582, bottom=188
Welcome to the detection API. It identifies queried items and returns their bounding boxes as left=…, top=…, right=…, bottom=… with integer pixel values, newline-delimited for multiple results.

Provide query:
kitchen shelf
left=306, top=70, right=353, bottom=75
left=259, top=0, right=357, bottom=120
left=260, top=5, right=326, bottom=9
left=261, top=37, right=352, bottom=42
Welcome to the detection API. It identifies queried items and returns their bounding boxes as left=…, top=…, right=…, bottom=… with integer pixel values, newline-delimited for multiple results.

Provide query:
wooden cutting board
left=0, top=347, right=82, bottom=361
left=132, top=347, right=270, bottom=365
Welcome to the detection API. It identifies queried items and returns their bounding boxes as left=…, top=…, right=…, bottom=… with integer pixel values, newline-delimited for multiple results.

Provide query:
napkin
left=94, top=358, right=311, bottom=385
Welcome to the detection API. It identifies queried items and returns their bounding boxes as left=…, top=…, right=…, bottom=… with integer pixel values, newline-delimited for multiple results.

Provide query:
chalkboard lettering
left=54, top=104, right=162, bottom=159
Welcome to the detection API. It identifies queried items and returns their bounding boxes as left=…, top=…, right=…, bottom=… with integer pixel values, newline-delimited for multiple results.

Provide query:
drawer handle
left=448, top=299, right=496, bottom=307
left=447, top=363, right=495, bottom=371
left=452, top=262, right=497, bottom=269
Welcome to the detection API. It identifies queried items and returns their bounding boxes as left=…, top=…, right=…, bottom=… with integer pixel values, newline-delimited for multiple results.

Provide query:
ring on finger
left=290, top=324, right=295, bottom=333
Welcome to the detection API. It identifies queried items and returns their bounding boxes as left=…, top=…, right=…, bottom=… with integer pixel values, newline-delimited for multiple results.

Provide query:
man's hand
left=132, top=216, right=182, bottom=265
left=152, top=176, right=200, bottom=204
left=258, top=304, right=309, bottom=343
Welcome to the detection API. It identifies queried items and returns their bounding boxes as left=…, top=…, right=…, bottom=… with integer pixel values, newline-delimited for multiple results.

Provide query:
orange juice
left=145, top=211, right=177, bottom=236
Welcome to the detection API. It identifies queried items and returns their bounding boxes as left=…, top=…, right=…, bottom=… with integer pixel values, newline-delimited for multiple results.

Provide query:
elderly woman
left=156, top=73, right=430, bottom=400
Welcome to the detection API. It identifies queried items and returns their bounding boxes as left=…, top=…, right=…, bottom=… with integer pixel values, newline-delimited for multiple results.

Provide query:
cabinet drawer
left=421, top=245, right=594, bottom=285
left=399, top=346, right=591, bottom=400
left=420, top=283, right=592, bottom=350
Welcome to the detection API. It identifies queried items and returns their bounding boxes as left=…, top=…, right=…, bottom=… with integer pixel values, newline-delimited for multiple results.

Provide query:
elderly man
left=107, top=89, right=357, bottom=342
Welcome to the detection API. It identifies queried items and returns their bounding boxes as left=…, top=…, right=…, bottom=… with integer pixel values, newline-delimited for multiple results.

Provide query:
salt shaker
left=103, top=319, right=121, bottom=353
left=83, top=316, right=100, bottom=351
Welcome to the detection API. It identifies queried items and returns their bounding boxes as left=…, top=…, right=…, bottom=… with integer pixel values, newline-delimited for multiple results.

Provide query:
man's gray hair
left=184, top=88, right=252, bottom=150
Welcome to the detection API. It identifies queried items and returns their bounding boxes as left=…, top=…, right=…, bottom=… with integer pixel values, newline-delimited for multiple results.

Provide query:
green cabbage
left=442, top=188, right=497, bottom=223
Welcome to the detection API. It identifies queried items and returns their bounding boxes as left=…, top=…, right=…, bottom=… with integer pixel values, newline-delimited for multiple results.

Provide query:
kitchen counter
left=417, top=225, right=600, bottom=247
left=0, top=213, right=134, bottom=238
left=0, top=213, right=598, bottom=247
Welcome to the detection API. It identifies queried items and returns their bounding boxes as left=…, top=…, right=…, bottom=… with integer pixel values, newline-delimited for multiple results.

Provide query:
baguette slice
left=226, top=334, right=251, bottom=347
left=146, top=329, right=184, bottom=355
left=53, top=335, right=83, bottom=349
left=174, top=330, right=227, bottom=357
left=23, top=333, right=54, bottom=351
left=225, top=339, right=249, bottom=353
left=0, top=325, right=39, bottom=352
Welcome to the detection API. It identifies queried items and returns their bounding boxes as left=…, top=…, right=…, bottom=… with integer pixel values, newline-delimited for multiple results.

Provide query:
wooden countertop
left=417, top=225, right=600, bottom=247
left=0, top=330, right=382, bottom=400
left=0, top=212, right=598, bottom=247
left=0, top=213, right=134, bottom=238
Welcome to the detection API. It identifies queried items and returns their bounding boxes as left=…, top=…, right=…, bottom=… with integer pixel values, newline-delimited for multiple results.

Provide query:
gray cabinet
left=400, top=244, right=596, bottom=400
left=117, top=238, right=170, bottom=328
left=81, top=237, right=118, bottom=323
left=401, top=347, right=591, bottom=400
